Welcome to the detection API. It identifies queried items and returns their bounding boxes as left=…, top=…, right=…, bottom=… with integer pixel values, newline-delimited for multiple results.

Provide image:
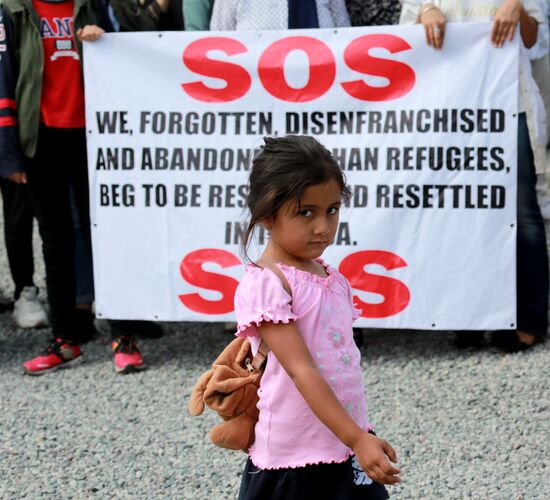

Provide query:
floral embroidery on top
left=315, top=298, right=363, bottom=393
left=340, top=391, right=363, bottom=420
left=329, top=327, right=345, bottom=347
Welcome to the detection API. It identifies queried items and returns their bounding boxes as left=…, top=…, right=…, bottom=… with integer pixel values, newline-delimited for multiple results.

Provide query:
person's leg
left=25, top=127, right=76, bottom=339
left=0, top=179, right=49, bottom=328
left=22, top=126, right=82, bottom=375
left=454, top=330, right=485, bottom=349
left=71, top=188, right=94, bottom=306
left=63, top=128, right=146, bottom=371
left=111, top=320, right=164, bottom=339
left=0, top=178, right=48, bottom=328
left=70, top=186, right=97, bottom=343
left=65, top=128, right=94, bottom=314
left=0, top=178, right=35, bottom=298
left=491, top=114, right=549, bottom=352
left=67, top=128, right=92, bottom=256
left=64, top=127, right=100, bottom=345
left=493, top=114, right=549, bottom=351
left=516, top=114, right=549, bottom=340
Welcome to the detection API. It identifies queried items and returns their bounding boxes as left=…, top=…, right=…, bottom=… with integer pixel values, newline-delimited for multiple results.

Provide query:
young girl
left=234, top=136, right=400, bottom=499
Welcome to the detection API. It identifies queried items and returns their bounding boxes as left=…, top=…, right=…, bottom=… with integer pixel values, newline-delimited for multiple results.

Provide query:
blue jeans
left=517, top=113, right=549, bottom=339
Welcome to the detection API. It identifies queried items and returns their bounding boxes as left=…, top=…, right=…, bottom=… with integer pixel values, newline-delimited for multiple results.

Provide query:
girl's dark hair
left=242, top=135, right=351, bottom=261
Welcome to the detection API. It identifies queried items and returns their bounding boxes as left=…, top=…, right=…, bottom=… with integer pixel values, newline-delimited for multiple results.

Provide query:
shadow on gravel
left=0, top=319, right=54, bottom=370
left=0, top=319, right=234, bottom=372
left=147, top=322, right=234, bottom=368
left=139, top=325, right=507, bottom=370
left=0, top=319, right=516, bottom=372
left=147, top=324, right=491, bottom=369
left=359, top=328, right=492, bottom=362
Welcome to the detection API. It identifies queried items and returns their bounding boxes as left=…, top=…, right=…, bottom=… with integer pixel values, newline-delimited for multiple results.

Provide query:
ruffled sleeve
left=351, top=302, right=362, bottom=322
left=234, top=266, right=297, bottom=338
left=344, top=275, right=362, bottom=322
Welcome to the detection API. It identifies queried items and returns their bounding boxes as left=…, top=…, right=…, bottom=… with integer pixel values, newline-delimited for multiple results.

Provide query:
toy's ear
left=188, top=370, right=213, bottom=416
left=210, top=413, right=255, bottom=451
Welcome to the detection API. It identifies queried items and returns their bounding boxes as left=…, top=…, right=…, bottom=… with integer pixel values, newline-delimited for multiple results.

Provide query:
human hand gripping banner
left=83, top=22, right=518, bottom=329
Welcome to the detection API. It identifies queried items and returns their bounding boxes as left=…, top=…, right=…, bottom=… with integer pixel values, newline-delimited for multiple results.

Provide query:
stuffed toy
left=188, top=337, right=265, bottom=451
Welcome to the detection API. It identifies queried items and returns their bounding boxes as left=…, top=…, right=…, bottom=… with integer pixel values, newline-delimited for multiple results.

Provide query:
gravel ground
left=0, top=223, right=549, bottom=499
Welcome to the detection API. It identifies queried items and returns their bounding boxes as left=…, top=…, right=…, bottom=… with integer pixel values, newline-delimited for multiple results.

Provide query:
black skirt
left=238, top=455, right=390, bottom=500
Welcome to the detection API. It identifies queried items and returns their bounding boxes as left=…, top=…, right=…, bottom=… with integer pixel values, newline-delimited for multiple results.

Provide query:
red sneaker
left=23, top=339, right=82, bottom=375
left=112, top=336, right=146, bottom=374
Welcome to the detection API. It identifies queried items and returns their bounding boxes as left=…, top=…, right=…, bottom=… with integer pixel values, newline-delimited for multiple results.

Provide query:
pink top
left=234, top=260, right=373, bottom=470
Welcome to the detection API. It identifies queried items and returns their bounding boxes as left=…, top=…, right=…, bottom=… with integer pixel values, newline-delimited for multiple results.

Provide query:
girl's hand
left=418, top=3, right=446, bottom=50
left=76, top=25, right=105, bottom=42
left=352, top=432, right=401, bottom=485
left=491, top=0, right=522, bottom=47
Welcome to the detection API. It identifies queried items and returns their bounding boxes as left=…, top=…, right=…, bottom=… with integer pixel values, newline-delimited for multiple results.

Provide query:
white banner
left=83, top=23, right=518, bottom=329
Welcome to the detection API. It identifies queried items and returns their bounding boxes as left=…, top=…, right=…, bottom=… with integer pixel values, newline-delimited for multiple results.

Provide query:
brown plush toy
left=188, top=337, right=263, bottom=451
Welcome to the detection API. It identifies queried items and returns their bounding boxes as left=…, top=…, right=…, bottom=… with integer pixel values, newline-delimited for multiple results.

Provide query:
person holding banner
left=209, top=0, right=351, bottom=31
left=234, top=136, right=398, bottom=499
left=208, top=0, right=354, bottom=342
left=0, top=8, right=50, bottom=331
left=77, top=0, right=179, bottom=374
left=183, top=0, right=214, bottom=30
left=529, top=0, right=550, bottom=220
left=0, top=0, right=100, bottom=374
left=343, top=0, right=402, bottom=348
left=401, top=0, right=549, bottom=351
left=0, top=0, right=166, bottom=375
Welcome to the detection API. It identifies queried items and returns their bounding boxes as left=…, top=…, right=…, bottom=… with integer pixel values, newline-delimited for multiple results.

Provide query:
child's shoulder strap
left=251, top=262, right=292, bottom=370
left=258, top=262, right=292, bottom=299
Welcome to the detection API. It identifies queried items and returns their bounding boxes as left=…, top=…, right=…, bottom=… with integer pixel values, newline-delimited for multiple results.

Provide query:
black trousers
left=24, top=125, right=92, bottom=342
left=0, top=178, right=35, bottom=299
left=517, top=114, right=549, bottom=339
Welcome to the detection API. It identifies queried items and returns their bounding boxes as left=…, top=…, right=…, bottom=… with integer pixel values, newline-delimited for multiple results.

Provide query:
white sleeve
left=329, top=0, right=352, bottom=28
left=399, top=0, right=422, bottom=25
left=522, top=0, right=545, bottom=23
left=209, top=0, right=237, bottom=30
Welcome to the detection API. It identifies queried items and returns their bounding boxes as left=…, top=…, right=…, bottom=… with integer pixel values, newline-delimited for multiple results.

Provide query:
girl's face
left=264, top=179, right=342, bottom=263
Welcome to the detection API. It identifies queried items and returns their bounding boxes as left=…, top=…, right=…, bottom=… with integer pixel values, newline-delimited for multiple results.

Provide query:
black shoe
left=489, top=330, right=543, bottom=353
left=111, top=320, right=164, bottom=339
left=74, top=309, right=98, bottom=344
left=454, top=331, right=486, bottom=349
